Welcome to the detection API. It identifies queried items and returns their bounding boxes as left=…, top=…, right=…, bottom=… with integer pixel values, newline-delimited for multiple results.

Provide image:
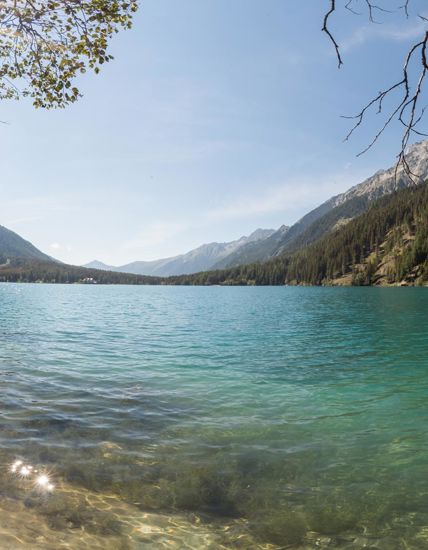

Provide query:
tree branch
left=324, top=0, right=428, bottom=182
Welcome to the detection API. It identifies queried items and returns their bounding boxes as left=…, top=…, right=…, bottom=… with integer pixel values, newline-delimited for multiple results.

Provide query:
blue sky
left=0, top=0, right=426, bottom=265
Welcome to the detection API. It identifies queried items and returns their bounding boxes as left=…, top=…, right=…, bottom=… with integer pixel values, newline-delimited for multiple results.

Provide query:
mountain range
left=1, top=140, right=428, bottom=285
left=83, top=228, right=276, bottom=276
left=83, top=140, right=428, bottom=276
left=213, top=140, right=428, bottom=268
left=169, top=179, right=428, bottom=287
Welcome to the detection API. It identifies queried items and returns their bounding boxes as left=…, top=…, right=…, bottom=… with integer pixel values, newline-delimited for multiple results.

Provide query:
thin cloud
left=205, top=177, right=356, bottom=222
left=4, top=215, right=43, bottom=226
left=125, top=221, right=188, bottom=253
left=341, top=20, right=427, bottom=52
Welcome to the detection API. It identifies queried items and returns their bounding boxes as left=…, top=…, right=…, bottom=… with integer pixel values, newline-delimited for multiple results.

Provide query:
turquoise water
left=2, top=284, right=428, bottom=548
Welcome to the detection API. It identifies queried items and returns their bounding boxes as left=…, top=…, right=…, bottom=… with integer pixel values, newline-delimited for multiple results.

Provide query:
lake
left=1, top=284, right=428, bottom=549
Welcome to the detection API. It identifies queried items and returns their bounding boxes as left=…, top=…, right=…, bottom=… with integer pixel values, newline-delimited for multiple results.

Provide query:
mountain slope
left=284, top=184, right=428, bottom=286
left=213, top=225, right=290, bottom=269
left=216, top=140, right=428, bottom=268
left=0, top=225, right=53, bottom=262
left=84, top=228, right=275, bottom=276
left=276, top=195, right=371, bottom=254
left=165, top=182, right=428, bottom=286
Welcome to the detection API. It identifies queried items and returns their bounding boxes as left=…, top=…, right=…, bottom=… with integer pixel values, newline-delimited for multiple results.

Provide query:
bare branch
left=400, top=1, right=411, bottom=18
left=323, top=0, right=428, bottom=183
left=322, top=0, right=343, bottom=68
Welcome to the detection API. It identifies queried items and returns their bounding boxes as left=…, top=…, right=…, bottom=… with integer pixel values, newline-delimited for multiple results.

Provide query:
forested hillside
left=166, top=183, right=428, bottom=286
left=214, top=141, right=428, bottom=269
left=279, top=195, right=370, bottom=254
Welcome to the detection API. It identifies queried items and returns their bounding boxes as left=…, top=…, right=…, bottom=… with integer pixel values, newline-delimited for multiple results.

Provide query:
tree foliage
left=0, top=0, right=137, bottom=108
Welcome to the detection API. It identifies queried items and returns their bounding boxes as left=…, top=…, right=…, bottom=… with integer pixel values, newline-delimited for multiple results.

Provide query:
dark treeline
left=0, top=259, right=162, bottom=285
left=166, top=183, right=428, bottom=286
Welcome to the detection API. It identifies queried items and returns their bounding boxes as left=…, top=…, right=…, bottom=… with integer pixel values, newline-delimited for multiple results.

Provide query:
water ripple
left=1, top=284, right=428, bottom=548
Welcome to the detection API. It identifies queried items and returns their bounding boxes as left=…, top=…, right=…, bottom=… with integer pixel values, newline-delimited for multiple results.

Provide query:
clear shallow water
left=1, top=284, right=428, bottom=548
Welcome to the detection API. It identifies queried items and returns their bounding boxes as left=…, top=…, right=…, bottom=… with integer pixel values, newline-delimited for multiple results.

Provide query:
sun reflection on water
left=10, top=458, right=55, bottom=493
